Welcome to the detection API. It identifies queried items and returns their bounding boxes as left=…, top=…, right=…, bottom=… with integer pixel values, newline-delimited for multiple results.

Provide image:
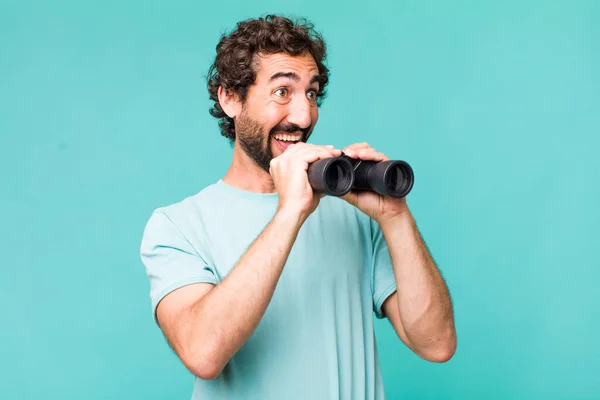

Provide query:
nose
left=286, top=95, right=312, bottom=130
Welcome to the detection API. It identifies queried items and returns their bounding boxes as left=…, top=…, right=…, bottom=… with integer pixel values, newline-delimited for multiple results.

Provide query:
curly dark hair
left=206, top=15, right=330, bottom=142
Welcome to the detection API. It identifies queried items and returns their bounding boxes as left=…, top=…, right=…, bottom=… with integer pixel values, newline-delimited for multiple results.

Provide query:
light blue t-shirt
left=140, top=179, right=397, bottom=399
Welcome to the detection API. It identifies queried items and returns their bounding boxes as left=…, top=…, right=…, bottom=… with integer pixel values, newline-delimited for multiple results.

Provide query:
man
left=140, top=14, right=456, bottom=399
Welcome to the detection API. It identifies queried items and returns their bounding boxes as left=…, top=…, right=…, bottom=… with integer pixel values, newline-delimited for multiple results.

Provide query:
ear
left=218, top=86, right=241, bottom=118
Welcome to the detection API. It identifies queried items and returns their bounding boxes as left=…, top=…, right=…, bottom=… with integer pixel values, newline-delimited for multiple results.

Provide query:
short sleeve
left=370, top=218, right=397, bottom=319
left=140, top=210, right=218, bottom=324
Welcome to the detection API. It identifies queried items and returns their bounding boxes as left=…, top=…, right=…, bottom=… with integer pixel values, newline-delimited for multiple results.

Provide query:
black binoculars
left=307, top=153, right=414, bottom=198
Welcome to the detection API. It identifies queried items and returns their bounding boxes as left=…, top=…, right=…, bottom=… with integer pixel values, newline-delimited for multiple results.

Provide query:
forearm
left=187, top=208, right=304, bottom=377
left=379, top=211, right=456, bottom=357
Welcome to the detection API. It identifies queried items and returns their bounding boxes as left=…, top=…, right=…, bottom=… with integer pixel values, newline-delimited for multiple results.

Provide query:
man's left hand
left=340, top=142, right=410, bottom=223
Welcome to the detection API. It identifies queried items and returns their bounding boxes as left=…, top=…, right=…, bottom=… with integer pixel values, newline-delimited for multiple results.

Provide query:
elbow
left=190, top=362, right=223, bottom=381
left=417, top=329, right=457, bottom=363
left=424, top=344, right=456, bottom=363
left=425, top=335, right=457, bottom=363
left=180, top=347, right=226, bottom=380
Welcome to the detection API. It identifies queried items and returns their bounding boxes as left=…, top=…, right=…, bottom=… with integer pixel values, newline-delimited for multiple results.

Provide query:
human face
left=234, top=52, right=321, bottom=172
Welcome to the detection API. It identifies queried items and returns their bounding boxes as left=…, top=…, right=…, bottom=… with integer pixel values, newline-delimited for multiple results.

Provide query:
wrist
left=376, top=208, right=414, bottom=231
left=274, top=205, right=308, bottom=231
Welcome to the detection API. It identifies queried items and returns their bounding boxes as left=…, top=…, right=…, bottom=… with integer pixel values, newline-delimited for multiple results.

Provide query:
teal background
left=2, top=0, right=599, bottom=398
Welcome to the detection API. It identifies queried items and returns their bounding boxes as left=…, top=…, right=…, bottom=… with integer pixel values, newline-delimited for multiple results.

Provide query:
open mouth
left=273, top=133, right=302, bottom=143
left=272, top=133, right=303, bottom=151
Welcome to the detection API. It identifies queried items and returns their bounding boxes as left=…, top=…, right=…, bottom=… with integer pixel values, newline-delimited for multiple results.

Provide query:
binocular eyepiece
left=307, top=153, right=414, bottom=198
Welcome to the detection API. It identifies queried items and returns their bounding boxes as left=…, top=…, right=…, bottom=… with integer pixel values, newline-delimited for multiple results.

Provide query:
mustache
left=269, top=123, right=311, bottom=139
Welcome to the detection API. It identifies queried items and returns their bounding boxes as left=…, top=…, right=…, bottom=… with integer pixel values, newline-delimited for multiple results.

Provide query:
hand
left=269, top=143, right=342, bottom=220
left=341, top=142, right=410, bottom=222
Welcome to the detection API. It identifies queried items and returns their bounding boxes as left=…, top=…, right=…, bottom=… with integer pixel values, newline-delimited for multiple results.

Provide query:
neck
left=222, top=143, right=276, bottom=193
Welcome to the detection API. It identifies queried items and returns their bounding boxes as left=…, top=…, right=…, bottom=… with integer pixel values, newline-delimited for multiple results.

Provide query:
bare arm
left=380, top=211, right=457, bottom=362
left=333, top=141, right=456, bottom=362
left=157, top=208, right=305, bottom=380
left=155, top=143, right=341, bottom=380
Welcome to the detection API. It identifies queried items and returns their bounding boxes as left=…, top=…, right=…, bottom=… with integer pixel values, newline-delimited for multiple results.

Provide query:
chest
left=196, top=200, right=372, bottom=287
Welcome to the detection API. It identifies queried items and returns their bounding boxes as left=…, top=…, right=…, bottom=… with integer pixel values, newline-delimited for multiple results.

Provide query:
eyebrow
left=269, top=72, right=321, bottom=85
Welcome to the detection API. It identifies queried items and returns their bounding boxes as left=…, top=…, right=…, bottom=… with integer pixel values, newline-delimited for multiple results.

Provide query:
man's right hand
left=269, top=143, right=342, bottom=220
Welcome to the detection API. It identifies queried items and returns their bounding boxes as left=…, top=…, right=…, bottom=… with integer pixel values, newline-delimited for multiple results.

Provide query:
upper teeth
left=274, top=134, right=301, bottom=142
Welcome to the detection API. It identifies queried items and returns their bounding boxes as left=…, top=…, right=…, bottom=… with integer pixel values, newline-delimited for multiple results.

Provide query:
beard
left=235, top=111, right=312, bottom=173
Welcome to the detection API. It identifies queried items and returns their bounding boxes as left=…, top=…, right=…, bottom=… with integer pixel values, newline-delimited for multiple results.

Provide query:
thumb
left=340, top=191, right=358, bottom=207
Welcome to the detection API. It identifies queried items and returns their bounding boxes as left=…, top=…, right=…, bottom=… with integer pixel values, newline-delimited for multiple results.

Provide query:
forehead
left=253, top=52, right=319, bottom=84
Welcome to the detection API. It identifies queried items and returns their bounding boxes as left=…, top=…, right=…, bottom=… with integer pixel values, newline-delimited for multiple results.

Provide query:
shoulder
left=141, top=182, right=223, bottom=240
left=148, top=182, right=222, bottom=222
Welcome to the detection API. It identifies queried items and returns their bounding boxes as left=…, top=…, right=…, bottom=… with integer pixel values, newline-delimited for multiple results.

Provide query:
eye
left=274, top=88, right=288, bottom=97
left=307, top=89, right=318, bottom=101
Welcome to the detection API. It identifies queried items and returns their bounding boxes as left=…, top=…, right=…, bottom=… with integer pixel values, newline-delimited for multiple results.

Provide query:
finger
left=344, top=147, right=373, bottom=158
left=281, top=142, right=341, bottom=164
left=314, top=144, right=340, bottom=155
left=285, top=143, right=335, bottom=155
left=299, top=147, right=342, bottom=164
left=312, top=147, right=342, bottom=162
left=344, top=142, right=371, bottom=150
left=283, top=142, right=308, bottom=152
left=342, top=142, right=371, bottom=153
left=281, top=142, right=316, bottom=157
left=355, top=148, right=389, bottom=162
left=299, top=143, right=342, bottom=157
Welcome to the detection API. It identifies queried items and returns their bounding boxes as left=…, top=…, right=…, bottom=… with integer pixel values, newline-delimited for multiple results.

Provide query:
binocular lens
left=307, top=157, right=354, bottom=196
left=325, top=162, right=353, bottom=195
left=385, top=162, right=414, bottom=197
